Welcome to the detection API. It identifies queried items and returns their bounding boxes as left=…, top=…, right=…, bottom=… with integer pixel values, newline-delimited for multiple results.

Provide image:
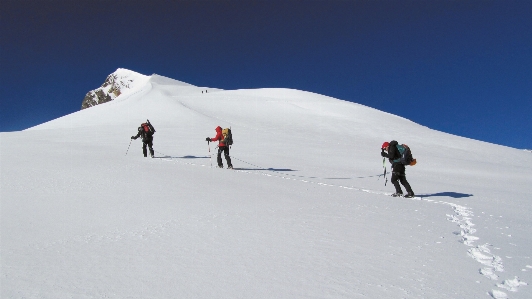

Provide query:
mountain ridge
left=80, top=69, right=197, bottom=110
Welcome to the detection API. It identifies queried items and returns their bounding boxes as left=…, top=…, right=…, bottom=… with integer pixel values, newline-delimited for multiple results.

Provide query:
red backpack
left=141, top=122, right=155, bottom=134
left=141, top=123, right=150, bottom=132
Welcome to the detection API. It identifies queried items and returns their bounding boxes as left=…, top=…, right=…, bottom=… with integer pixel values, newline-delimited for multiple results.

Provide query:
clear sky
left=1, top=0, right=531, bottom=149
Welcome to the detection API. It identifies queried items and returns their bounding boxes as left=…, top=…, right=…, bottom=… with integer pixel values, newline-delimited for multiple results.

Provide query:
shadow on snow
left=233, top=168, right=297, bottom=172
left=419, top=192, right=473, bottom=198
left=154, top=155, right=210, bottom=159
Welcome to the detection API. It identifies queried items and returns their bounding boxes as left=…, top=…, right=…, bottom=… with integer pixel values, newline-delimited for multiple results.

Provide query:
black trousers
left=391, top=163, right=413, bottom=194
left=217, top=146, right=232, bottom=167
left=142, top=140, right=154, bottom=157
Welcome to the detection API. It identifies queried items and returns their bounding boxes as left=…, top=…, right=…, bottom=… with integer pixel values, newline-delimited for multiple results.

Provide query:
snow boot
left=404, top=192, right=415, bottom=198
left=391, top=193, right=403, bottom=197
left=227, top=165, right=233, bottom=169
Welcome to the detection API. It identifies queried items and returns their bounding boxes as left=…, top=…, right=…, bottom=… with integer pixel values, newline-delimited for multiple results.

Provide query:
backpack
left=395, top=144, right=416, bottom=166
left=141, top=122, right=155, bottom=135
left=222, top=128, right=233, bottom=146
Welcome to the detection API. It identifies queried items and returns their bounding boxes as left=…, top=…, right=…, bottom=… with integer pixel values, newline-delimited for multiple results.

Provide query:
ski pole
left=382, top=157, right=388, bottom=186
left=125, top=139, right=133, bottom=156
left=208, top=141, right=212, bottom=167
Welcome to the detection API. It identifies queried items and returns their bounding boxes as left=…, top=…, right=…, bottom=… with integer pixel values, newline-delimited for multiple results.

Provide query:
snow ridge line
left=152, top=153, right=528, bottom=298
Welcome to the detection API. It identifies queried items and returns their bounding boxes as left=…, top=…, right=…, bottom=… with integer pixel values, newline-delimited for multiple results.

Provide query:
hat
left=381, top=142, right=390, bottom=149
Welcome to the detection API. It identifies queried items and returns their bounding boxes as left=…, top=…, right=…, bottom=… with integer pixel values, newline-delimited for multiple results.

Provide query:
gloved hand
left=206, top=137, right=211, bottom=142
left=381, top=150, right=387, bottom=157
left=131, top=136, right=136, bottom=140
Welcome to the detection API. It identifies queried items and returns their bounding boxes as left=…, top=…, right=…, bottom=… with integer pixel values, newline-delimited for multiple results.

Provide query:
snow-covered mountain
left=80, top=68, right=148, bottom=109
left=2, top=69, right=531, bottom=299
left=80, top=68, right=193, bottom=109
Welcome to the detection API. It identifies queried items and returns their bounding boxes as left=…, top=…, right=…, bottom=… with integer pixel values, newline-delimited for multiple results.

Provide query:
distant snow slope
left=2, top=70, right=531, bottom=299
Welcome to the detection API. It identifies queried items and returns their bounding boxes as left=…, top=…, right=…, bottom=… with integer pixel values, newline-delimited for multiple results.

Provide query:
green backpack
left=395, top=144, right=416, bottom=166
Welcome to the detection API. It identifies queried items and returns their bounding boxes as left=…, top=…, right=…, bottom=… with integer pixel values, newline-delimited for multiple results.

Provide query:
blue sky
left=1, top=0, right=531, bottom=149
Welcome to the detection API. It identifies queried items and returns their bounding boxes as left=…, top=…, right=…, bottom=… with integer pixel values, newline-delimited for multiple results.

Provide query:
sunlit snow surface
left=2, top=70, right=531, bottom=298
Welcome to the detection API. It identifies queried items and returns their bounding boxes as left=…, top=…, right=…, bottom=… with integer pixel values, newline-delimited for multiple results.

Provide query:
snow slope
left=1, top=70, right=531, bottom=298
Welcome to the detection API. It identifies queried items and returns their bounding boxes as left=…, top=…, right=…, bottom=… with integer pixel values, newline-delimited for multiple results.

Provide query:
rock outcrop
left=81, top=69, right=149, bottom=109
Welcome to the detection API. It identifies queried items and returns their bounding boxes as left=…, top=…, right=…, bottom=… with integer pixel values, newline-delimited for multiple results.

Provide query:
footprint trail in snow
left=154, top=153, right=528, bottom=298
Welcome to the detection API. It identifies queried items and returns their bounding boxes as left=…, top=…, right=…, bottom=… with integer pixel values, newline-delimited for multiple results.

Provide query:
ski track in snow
left=153, top=151, right=528, bottom=299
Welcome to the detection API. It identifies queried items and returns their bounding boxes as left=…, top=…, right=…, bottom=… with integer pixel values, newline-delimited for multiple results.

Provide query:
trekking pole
left=382, top=158, right=388, bottom=186
left=208, top=141, right=212, bottom=167
left=125, top=139, right=133, bottom=156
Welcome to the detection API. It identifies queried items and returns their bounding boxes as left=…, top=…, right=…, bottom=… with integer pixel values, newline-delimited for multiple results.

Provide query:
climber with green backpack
left=381, top=140, right=415, bottom=198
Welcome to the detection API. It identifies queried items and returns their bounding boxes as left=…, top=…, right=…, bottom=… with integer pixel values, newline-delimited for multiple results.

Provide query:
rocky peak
left=81, top=69, right=149, bottom=110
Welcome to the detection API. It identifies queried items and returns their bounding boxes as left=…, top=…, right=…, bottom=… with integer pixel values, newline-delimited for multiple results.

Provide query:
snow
left=87, top=68, right=151, bottom=105
left=1, top=70, right=531, bottom=298
left=110, top=68, right=151, bottom=98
